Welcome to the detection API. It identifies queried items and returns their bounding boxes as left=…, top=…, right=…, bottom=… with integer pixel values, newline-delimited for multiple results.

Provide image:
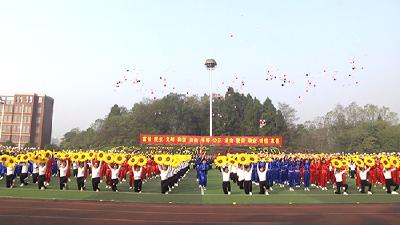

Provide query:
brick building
left=0, top=94, right=54, bottom=148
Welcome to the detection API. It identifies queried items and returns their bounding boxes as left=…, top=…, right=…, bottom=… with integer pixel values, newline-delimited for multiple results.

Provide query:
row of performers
left=0, top=159, right=190, bottom=194
left=195, top=158, right=400, bottom=195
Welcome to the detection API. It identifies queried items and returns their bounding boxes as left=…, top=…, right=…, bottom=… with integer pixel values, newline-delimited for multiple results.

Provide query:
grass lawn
left=1, top=167, right=399, bottom=204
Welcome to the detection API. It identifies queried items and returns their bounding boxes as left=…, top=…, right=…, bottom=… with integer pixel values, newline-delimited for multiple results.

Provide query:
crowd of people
left=1, top=147, right=400, bottom=197
left=0, top=148, right=191, bottom=194
left=200, top=153, right=400, bottom=195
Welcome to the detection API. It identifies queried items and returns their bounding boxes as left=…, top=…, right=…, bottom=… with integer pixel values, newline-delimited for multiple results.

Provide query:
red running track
left=0, top=198, right=399, bottom=225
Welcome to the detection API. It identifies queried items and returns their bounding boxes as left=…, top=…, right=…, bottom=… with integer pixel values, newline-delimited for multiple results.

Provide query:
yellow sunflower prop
left=389, top=156, right=400, bottom=168
left=331, top=159, right=343, bottom=169
left=214, top=156, right=228, bottom=167
left=381, top=157, right=391, bottom=169
left=364, top=156, right=375, bottom=167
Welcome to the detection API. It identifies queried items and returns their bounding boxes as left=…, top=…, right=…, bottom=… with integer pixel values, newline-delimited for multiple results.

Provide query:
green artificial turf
left=0, top=168, right=399, bottom=204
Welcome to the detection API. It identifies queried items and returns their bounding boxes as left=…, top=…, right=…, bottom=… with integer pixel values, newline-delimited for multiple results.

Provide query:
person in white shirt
left=257, top=164, right=269, bottom=195
left=19, top=162, right=29, bottom=186
left=236, top=164, right=245, bottom=190
left=38, top=162, right=47, bottom=190
left=383, top=167, right=399, bottom=194
left=72, top=162, right=79, bottom=177
left=359, top=167, right=372, bottom=194
left=158, top=164, right=170, bottom=194
left=133, top=165, right=143, bottom=193
left=58, top=160, right=69, bottom=190
left=5, top=165, right=15, bottom=188
left=230, top=165, right=238, bottom=184
left=108, top=164, right=120, bottom=192
left=243, top=164, right=253, bottom=195
left=334, top=168, right=348, bottom=195
left=221, top=165, right=231, bottom=195
left=32, top=162, right=39, bottom=184
left=91, top=160, right=102, bottom=192
left=76, top=162, right=86, bottom=191
left=349, top=162, right=356, bottom=179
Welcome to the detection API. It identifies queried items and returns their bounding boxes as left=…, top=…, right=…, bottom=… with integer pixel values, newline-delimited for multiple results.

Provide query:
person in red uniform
left=310, top=159, right=317, bottom=187
left=320, top=159, right=329, bottom=190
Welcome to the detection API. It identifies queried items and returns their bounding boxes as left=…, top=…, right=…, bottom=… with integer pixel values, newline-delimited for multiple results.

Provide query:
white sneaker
left=100, top=180, right=103, bottom=183
left=165, top=192, right=169, bottom=195
left=270, top=187, right=273, bottom=191
left=304, top=188, right=307, bottom=191
left=174, top=183, right=178, bottom=187
left=203, top=187, right=206, bottom=191
left=368, top=191, right=372, bottom=195
left=391, top=191, right=399, bottom=195
left=199, top=185, right=202, bottom=188
left=249, top=192, right=253, bottom=196
left=129, top=187, right=133, bottom=190
left=383, top=187, right=386, bottom=190
left=228, top=192, right=231, bottom=195
left=265, top=191, right=269, bottom=195
left=40, top=187, right=45, bottom=190
left=20, top=184, right=24, bottom=187
left=343, top=192, right=348, bottom=195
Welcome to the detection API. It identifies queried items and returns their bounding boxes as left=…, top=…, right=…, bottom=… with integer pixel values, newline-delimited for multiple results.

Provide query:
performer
left=237, top=164, right=244, bottom=190
left=5, top=164, right=15, bottom=188
left=257, top=163, right=269, bottom=195
left=303, top=159, right=311, bottom=191
left=109, top=164, right=120, bottom=192
left=334, top=168, right=348, bottom=195
left=38, top=162, right=47, bottom=190
left=32, top=162, right=39, bottom=184
left=91, top=160, right=102, bottom=192
left=76, top=162, right=86, bottom=191
left=349, top=162, right=356, bottom=179
left=58, top=160, right=69, bottom=190
left=197, top=159, right=210, bottom=190
left=383, top=167, right=399, bottom=194
left=243, top=164, right=253, bottom=195
left=133, top=165, right=143, bottom=193
left=221, top=165, right=231, bottom=195
left=158, top=164, right=171, bottom=194
left=19, top=162, right=29, bottom=186
left=359, top=166, right=372, bottom=194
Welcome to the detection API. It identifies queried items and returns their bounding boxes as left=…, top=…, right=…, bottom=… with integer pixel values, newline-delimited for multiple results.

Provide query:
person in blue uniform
left=197, top=159, right=210, bottom=190
left=303, top=159, right=311, bottom=191
left=294, top=160, right=301, bottom=187
left=288, top=159, right=295, bottom=191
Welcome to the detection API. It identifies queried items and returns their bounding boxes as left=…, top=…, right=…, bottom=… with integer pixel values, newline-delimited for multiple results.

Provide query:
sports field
left=1, top=168, right=399, bottom=204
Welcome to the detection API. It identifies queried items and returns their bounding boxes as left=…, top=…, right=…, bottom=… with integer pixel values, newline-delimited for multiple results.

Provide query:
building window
left=38, top=97, right=42, bottom=103
left=29, top=96, right=32, bottom=103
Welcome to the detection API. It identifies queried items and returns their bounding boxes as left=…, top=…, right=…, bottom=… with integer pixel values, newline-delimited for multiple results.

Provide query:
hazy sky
left=1, top=1, right=399, bottom=139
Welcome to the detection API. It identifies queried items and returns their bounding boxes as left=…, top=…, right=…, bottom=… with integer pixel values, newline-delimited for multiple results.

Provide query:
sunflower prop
left=97, top=151, right=105, bottom=161
left=238, top=154, right=249, bottom=165
left=78, top=152, right=87, bottom=162
left=113, top=154, right=126, bottom=165
left=137, top=155, right=148, bottom=167
left=128, top=156, right=138, bottom=166
left=389, top=156, right=400, bottom=168
left=6, top=156, right=17, bottom=167
left=71, top=153, right=80, bottom=162
left=154, top=154, right=165, bottom=165
left=164, top=155, right=173, bottom=166
left=381, top=157, right=391, bottom=169
left=331, top=159, right=343, bottom=169
left=103, top=153, right=114, bottom=164
left=214, top=156, right=228, bottom=167
left=354, top=158, right=365, bottom=168
left=0, top=155, right=9, bottom=164
left=87, top=151, right=97, bottom=161
left=364, top=156, right=375, bottom=167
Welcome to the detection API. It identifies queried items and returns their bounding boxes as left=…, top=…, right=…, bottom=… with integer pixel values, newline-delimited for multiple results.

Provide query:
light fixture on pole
left=204, top=59, right=217, bottom=137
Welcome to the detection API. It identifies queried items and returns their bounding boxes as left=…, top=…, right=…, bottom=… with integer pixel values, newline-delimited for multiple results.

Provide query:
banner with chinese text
left=140, top=134, right=282, bottom=147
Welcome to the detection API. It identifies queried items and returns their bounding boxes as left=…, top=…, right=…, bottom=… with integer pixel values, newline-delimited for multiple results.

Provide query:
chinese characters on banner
left=140, top=134, right=282, bottom=147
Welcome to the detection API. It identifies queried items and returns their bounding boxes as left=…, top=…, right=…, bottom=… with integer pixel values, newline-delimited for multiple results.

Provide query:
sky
left=1, top=0, right=399, bottom=140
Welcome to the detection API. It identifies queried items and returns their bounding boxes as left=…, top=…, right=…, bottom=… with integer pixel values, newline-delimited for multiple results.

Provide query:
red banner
left=140, top=134, right=282, bottom=147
